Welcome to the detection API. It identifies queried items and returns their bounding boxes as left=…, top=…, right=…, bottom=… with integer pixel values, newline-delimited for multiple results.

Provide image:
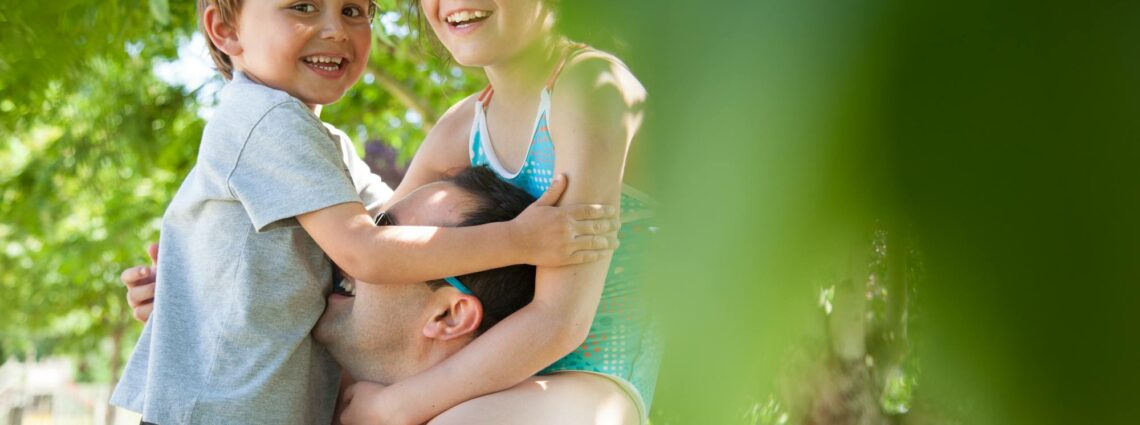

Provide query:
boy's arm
left=297, top=203, right=518, bottom=285
left=297, top=176, right=616, bottom=286
left=340, top=56, right=641, bottom=425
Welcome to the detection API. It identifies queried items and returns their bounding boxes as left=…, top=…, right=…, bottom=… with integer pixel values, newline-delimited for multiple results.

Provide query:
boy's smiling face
left=214, top=0, right=373, bottom=108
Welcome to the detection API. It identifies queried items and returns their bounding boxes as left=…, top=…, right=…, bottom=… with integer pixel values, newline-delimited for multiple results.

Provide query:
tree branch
left=367, top=64, right=438, bottom=132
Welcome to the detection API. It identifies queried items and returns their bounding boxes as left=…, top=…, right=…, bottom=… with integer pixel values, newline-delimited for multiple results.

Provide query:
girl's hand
left=339, top=381, right=405, bottom=425
left=510, top=174, right=620, bottom=266
left=120, top=243, right=159, bottom=322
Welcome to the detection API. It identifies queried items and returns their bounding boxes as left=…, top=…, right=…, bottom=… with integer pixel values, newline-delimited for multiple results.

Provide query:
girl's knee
left=429, top=374, right=640, bottom=424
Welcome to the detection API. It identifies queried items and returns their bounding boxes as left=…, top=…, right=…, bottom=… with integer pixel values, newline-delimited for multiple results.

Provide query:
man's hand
left=510, top=174, right=621, bottom=266
left=339, top=381, right=403, bottom=425
left=120, top=243, right=159, bottom=322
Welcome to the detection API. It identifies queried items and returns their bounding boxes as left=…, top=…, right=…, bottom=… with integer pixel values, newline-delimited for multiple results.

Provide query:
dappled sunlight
left=593, top=64, right=646, bottom=107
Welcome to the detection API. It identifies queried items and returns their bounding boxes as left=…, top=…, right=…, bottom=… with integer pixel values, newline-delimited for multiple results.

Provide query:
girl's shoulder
left=425, top=93, right=481, bottom=148
left=550, top=49, right=646, bottom=113
left=547, top=49, right=646, bottom=153
left=434, top=93, right=481, bottom=138
left=416, top=93, right=482, bottom=171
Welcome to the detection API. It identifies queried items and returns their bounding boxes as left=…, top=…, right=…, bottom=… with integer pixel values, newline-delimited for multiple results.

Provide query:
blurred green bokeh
left=3, top=1, right=1139, bottom=424
left=584, top=1, right=1140, bottom=424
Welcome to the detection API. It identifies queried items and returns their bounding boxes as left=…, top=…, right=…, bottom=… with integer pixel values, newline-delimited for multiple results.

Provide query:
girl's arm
left=341, top=55, right=645, bottom=425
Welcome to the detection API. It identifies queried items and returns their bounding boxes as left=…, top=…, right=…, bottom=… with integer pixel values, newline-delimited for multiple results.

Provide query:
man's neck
left=350, top=342, right=464, bottom=385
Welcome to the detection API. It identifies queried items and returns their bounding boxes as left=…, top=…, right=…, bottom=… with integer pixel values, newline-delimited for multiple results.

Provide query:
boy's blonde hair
left=197, top=0, right=378, bottom=80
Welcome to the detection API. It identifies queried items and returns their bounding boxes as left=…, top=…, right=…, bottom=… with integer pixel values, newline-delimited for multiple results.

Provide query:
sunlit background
left=3, top=0, right=1139, bottom=424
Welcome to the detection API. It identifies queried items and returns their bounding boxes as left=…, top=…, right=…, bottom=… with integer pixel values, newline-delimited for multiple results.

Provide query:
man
left=313, top=166, right=539, bottom=387
left=122, top=166, right=639, bottom=424
left=319, top=167, right=640, bottom=424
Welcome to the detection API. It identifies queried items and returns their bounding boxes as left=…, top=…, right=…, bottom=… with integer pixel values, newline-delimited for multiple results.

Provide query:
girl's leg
left=428, top=372, right=641, bottom=425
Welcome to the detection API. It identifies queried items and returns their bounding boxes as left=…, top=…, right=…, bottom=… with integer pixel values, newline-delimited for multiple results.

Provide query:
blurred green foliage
left=0, top=0, right=202, bottom=371
left=575, top=0, right=1140, bottom=424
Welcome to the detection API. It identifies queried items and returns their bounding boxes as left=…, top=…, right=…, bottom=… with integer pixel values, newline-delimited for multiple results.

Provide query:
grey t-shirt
left=111, top=73, right=391, bottom=424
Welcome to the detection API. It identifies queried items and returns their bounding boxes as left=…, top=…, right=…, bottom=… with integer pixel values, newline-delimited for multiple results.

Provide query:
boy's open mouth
left=444, top=10, right=492, bottom=28
left=333, top=277, right=356, bottom=297
left=302, top=55, right=346, bottom=73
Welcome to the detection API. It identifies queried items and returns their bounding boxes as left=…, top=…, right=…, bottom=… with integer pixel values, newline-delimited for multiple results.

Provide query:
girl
left=341, top=0, right=660, bottom=423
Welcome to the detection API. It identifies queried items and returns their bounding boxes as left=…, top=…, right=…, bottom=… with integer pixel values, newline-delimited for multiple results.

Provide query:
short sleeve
left=228, top=101, right=362, bottom=231
left=324, top=124, right=394, bottom=216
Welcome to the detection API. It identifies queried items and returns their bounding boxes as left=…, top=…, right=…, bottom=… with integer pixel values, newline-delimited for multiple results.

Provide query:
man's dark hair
left=427, top=166, right=536, bottom=335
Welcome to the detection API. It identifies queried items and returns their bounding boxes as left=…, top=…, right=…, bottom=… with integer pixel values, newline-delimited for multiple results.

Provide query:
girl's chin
left=447, top=49, right=494, bottom=68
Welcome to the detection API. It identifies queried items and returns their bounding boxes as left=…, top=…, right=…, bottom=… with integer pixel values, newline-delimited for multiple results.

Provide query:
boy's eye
left=342, top=5, right=364, bottom=18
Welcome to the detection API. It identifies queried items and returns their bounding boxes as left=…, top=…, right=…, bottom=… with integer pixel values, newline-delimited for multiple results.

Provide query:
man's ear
left=423, top=294, right=482, bottom=341
left=202, top=4, right=242, bottom=56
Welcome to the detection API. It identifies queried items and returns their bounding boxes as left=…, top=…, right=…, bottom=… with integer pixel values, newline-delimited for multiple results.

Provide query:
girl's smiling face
left=419, top=0, right=555, bottom=67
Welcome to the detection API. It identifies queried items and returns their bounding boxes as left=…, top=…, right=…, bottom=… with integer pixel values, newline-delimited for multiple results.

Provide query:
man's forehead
left=387, top=181, right=470, bottom=227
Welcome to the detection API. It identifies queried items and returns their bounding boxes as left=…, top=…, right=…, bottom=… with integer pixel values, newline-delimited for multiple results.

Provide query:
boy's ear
left=203, top=4, right=242, bottom=56
left=422, top=294, right=482, bottom=341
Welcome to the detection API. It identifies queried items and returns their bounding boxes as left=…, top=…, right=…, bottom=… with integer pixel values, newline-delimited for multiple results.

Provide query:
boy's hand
left=339, top=381, right=402, bottom=425
left=510, top=174, right=620, bottom=266
left=120, top=243, right=159, bottom=323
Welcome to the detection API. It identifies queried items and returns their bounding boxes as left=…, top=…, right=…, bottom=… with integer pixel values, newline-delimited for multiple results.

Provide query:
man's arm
left=121, top=243, right=159, bottom=322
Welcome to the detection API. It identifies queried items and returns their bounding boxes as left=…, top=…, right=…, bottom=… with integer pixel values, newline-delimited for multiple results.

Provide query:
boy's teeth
left=304, top=56, right=343, bottom=65
left=304, top=56, right=345, bottom=72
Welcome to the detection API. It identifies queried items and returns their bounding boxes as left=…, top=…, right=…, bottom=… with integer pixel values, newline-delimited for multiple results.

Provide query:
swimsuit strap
left=545, top=42, right=591, bottom=92
left=477, top=83, right=494, bottom=106
left=477, top=42, right=591, bottom=107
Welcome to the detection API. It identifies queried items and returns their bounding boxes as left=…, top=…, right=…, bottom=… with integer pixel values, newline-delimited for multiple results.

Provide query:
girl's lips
left=442, top=9, right=491, bottom=36
left=445, top=18, right=485, bottom=36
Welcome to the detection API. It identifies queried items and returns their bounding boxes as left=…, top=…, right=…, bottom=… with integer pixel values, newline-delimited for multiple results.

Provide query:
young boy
left=110, top=1, right=619, bottom=423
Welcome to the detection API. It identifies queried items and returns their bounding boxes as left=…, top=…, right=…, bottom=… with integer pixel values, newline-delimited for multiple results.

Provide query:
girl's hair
left=399, top=0, right=447, bottom=59
left=197, top=0, right=379, bottom=80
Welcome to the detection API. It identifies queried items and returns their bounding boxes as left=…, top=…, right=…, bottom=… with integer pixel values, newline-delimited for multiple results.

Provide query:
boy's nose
left=319, top=14, right=349, bottom=42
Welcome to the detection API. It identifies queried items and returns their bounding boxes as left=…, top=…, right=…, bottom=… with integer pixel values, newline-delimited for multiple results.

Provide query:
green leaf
left=149, top=0, right=170, bottom=25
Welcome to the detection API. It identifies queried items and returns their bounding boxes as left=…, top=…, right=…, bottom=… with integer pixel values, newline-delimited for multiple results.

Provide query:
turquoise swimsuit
left=468, top=46, right=663, bottom=412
